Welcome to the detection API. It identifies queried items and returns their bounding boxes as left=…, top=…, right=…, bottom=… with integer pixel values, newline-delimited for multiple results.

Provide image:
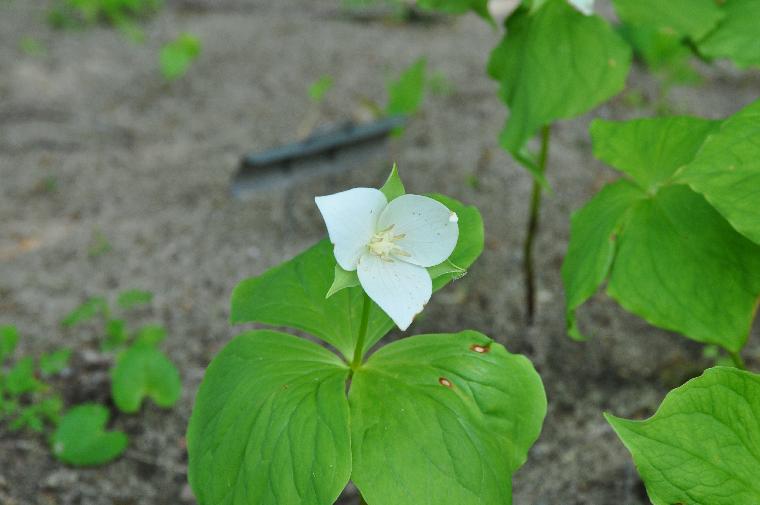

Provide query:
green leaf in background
left=698, top=0, right=760, bottom=69
left=308, top=74, right=333, bottom=103
left=561, top=179, right=644, bottom=341
left=111, top=343, right=181, bottom=413
left=6, top=357, right=44, bottom=395
left=386, top=57, right=427, bottom=118
left=160, top=33, right=201, bottom=81
left=116, top=289, right=153, bottom=309
left=187, top=330, right=351, bottom=505
left=62, top=297, right=108, bottom=327
left=416, top=0, right=492, bottom=22
left=350, top=331, right=546, bottom=505
left=677, top=99, right=760, bottom=246
left=9, top=394, right=63, bottom=432
left=133, top=324, right=166, bottom=346
left=0, top=325, right=19, bottom=363
left=39, top=348, right=72, bottom=377
left=590, top=116, right=719, bottom=192
left=618, top=24, right=700, bottom=85
left=611, top=0, right=723, bottom=41
left=487, top=0, right=630, bottom=180
left=230, top=178, right=484, bottom=359
left=606, top=367, right=760, bottom=505
left=102, top=318, right=127, bottom=351
left=564, top=116, right=760, bottom=351
left=607, top=185, right=760, bottom=352
left=52, top=404, right=128, bottom=466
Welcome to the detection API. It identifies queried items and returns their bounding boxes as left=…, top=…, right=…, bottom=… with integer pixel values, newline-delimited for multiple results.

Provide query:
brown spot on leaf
left=470, top=344, right=490, bottom=353
left=438, top=377, right=452, bottom=388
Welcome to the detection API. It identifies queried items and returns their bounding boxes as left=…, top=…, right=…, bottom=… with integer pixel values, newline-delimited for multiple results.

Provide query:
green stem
left=523, top=124, right=552, bottom=325
left=729, top=350, right=746, bottom=370
left=351, top=293, right=372, bottom=370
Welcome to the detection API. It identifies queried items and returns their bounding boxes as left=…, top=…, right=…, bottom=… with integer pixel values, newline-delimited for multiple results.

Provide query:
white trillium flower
left=568, top=0, right=594, bottom=15
left=315, top=188, right=459, bottom=331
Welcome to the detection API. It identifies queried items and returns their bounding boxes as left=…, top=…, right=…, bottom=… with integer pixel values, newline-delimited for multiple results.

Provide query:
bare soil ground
left=1, top=1, right=759, bottom=503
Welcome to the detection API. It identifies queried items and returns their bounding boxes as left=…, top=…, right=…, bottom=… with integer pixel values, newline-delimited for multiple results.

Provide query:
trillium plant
left=187, top=167, right=547, bottom=505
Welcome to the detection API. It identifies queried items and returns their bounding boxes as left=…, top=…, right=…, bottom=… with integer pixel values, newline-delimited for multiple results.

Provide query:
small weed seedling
left=187, top=167, right=547, bottom=505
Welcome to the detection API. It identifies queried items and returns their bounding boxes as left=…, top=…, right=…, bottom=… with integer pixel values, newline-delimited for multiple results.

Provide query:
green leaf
left=111, top=343, right=181, bottom=413
left=416, top=0, right=492, bottom=21
left=187, top=330, right=351, bottom=505
left=39, top=348, right=72, bottom=377
left=611, top=0, right=723, bottom=41
left=0, top=325, right=19, bottom=363
left=160, top=33, right=201, bottom=81
left=6, top=357, right=44, bottom=395
left=487, top=0, right=630, bottom=177
left=379, top=163, right=406, bottom=201
left=698, top=0, right=760, bottom=69
left=133, top=324, right=167, bottom=346
left=116, top=289, right=153, bottom=309
left=52, top=404, right=128, bottom=466
left=567, top=115, right=760, bottom=351
left=677, top=99, right=760, bottom=245
left=326, top=264, right=361, bottom=298
left=606, top=366, right=760, bottom=505
left=308, top=74, right=333, bottom=103
left=231, top=195, right=484, bottom=359
left=62, top=297, right=107, bottom=327
left=350, top=330, right=546, bottom=505
left=590, top=116, right=720, bottom=192
left=606, top=185, right=760, bottom=352
left=102, top=318, right=127, bottom=351
left=618, top=23, right=701, bottom=84
left=386, top=57, right=427, bottom=118
left=561, top=179, right=645, bottom=341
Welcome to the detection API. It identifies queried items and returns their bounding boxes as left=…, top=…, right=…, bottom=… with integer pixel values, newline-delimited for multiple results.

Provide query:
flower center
left=368, top=225, right=409, bottom=261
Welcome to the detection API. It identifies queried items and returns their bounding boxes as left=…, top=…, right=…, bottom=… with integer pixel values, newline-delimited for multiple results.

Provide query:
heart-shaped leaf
left=52, top=404, right=128, bottom=466
left=111, top=344, right=181, bottom=413
left=350, top=331, right=547, bottom=505
left=187, top=330, right=352, bottom=505
left=606, top=367, right=760, bottom=505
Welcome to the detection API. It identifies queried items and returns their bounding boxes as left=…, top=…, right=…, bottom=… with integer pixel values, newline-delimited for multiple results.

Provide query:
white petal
left=567, top=0, right=593, bottom=15
left=315, top=188, right=387, bottom=271
left=357, top=253, right=432, bottom=331
left=377, top=194, right=459, bottom=268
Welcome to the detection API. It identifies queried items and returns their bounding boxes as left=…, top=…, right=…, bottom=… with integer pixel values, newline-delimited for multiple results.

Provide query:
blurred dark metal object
left=232, top=116, right=405, bottom=198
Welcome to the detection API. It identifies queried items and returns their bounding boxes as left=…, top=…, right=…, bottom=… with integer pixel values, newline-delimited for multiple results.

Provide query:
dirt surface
left=1, top=1, right=759, bottom=504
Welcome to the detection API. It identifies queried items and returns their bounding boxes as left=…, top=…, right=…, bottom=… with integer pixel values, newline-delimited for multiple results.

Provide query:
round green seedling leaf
left=187, top=330, right=352, bottom=505
left=52, top=404, right=128, bottom=466
left=606, top=367, right=760, bottom=505
left=350, top=330, right=547, bottom=505
left=111, top=344, right=181, bottom=413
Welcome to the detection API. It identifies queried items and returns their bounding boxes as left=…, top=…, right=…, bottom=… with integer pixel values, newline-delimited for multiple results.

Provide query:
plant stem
left=351, top=292, right=372, bottom=370
left=523, top=124, right=552, bottom=325
left=729, top=350, right=746, bottom=370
